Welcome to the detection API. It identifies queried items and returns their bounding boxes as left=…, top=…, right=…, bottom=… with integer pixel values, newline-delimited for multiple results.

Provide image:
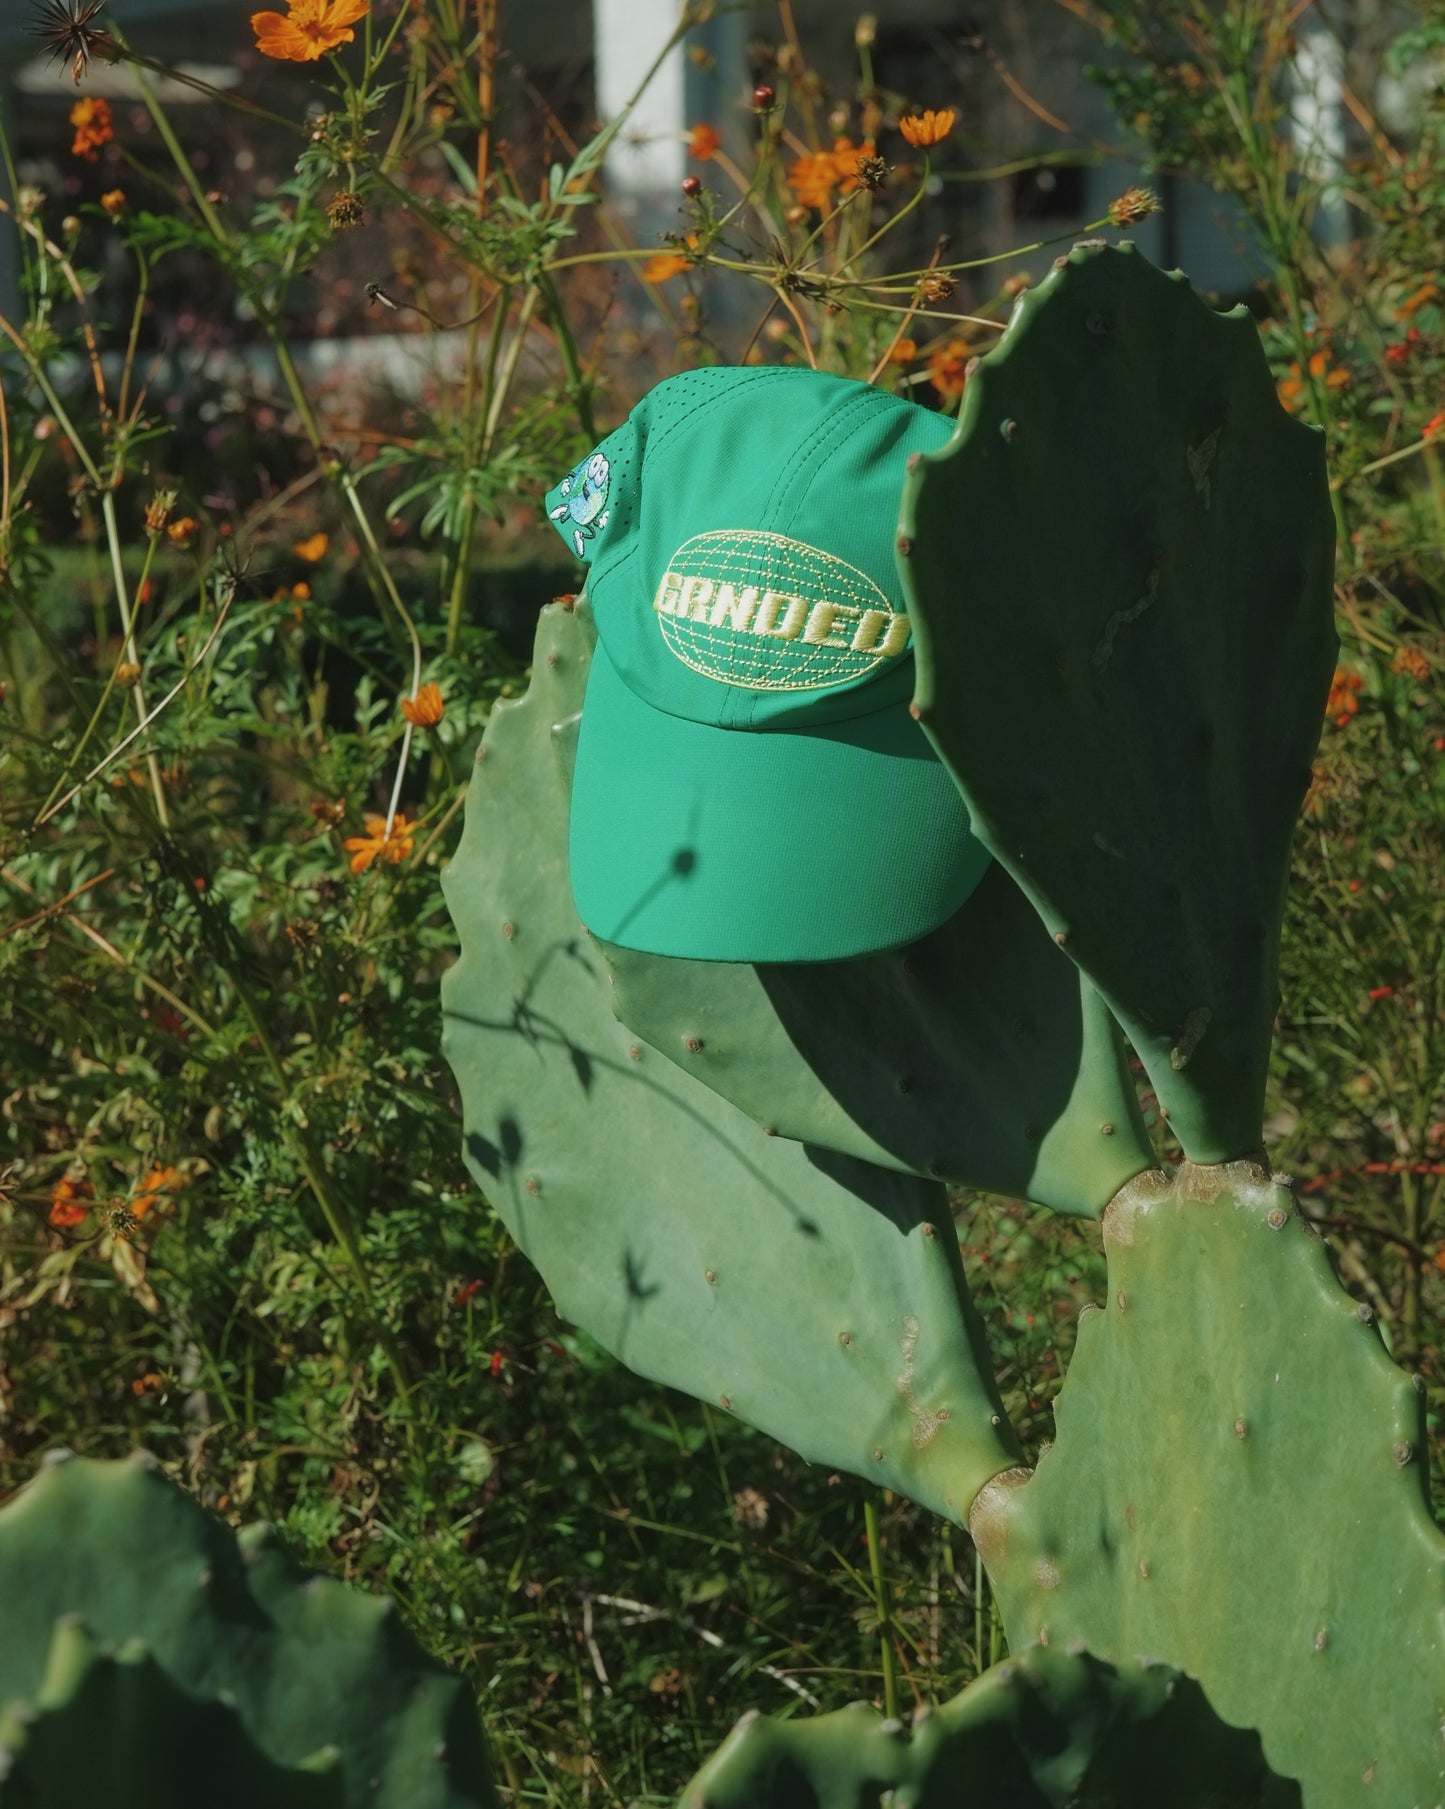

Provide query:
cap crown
left=545, top=367, right=955, bottom=729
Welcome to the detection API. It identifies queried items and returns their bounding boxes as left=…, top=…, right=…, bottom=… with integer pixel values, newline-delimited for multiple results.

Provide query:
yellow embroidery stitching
left=652, top=529, right=910, bottom=691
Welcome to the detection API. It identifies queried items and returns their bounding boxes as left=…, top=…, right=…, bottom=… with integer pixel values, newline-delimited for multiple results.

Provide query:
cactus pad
left=898, top=241, right=1337, bottom=1163
left=972, top=1162, right=1445, bottom=1809
left=440, top=599, right=1022, bottom=1522
left=677, top=1642, right=1296, bottom=1808
left=0, top=1617, right=344, bottom=1807
left=599, top=859, right=1156, bottom=1219
left=0, top=1452, right=498, bottom=1809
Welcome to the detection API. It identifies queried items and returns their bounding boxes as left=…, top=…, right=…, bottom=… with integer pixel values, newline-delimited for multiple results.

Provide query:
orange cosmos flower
left=99, top=189, right=127, bottom=216
left=898, top=108, right=955, bottom=149
left=926, top=336, right=975, bottom=401
left=48, top=1175, right=92, bottom=1228
left=886, top=337, right=918, bottom=365
left=642, top=251, right=690, bottom=283
left=70, top=96, right=114, bottom=162
left=133, top=1165, right=185, bottom=1219
left=400, top=682, right=445, bottom=727
left=1326, top=666, right=1362, bottom=726
left=251, top=0, right=369, bottom=63
left=785, top=138, right=876, bottom=212
left=688, top=122, right=721, bottom=160
left=293, top=531, right=329, bottom=561
left=1395, top=282, right=1438, bottom=320
left=1276, top=347, right=1349, bottom=407
left=343, top=811, right=416, bottom=873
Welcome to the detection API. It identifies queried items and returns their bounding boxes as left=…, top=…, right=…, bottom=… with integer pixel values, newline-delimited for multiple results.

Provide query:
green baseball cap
left=543, top=365, right=990, bottom=962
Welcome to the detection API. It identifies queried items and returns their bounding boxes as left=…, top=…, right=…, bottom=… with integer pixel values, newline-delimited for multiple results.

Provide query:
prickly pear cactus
left=0, top=1617, right=344, bottom=1808
left=970, top=1161, right=1445, bottom=1809
left=598, top=859, right=1156, bottom=1219
left=677, top=1643, right=1297, bottom=1809
left=440, top=599, right=1022, bottom=1523
left=898, top=239, right=1338, bottom=1166
left=439, top=243, right=1439, bottom=1808
left=0, top=1452, right=499, bottom=1809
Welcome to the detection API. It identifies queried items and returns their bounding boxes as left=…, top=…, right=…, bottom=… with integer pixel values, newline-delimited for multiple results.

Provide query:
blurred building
left=0, top=0, right=1347, bottom=357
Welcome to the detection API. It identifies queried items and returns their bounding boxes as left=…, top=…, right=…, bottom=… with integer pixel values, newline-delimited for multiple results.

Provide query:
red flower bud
left=752, top=83, right=776, bottom=111
left=681, top=175, right=702, bottom=197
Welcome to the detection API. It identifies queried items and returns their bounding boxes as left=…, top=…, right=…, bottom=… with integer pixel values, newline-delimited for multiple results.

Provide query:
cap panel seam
left=758, top=383, right=884, bottom=526
left=744, top=385, right=908, bottom=726
left=638, top=365, right=817, bottom=467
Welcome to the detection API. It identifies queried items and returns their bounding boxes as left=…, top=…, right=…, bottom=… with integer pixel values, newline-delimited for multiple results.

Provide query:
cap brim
left=569, top=636, right=990, bottom=962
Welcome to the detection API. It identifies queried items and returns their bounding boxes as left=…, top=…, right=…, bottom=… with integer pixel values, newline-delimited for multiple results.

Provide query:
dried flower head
left=16, top=185, right=45, bottom=219
left=400, top=681, right=445, bottom=728
left=855, top=152, right=888, bottom=191
left=916, top=270, right=955, bottom=304
left=898, top=108, right=956, bottom=149
left=251, top=0, right=369, bottom=63
left=1107, top=186, right=1161, bottom=228
left=326, top=189, right=365, bottom=229
left=115, top=660, right=141, bottom=687
left=733, top=1487, right=770, bottom=1530
left=143, top=489, right=177, bottom=534
left=28, top=0, right=118, bottom=85
left=105, top=1205, right=139, bottom=1241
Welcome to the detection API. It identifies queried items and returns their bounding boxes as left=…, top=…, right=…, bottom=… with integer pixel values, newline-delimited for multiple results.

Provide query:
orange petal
left=252, top=15, right=323, bottom=59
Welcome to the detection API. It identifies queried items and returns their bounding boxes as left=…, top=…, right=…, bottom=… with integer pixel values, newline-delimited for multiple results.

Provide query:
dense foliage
left=1, top=1, right=1440, bottom=1800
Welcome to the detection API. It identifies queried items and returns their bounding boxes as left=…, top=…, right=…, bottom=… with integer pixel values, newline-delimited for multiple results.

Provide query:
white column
left=1289, top=17, right=1348, bottom=245
left=593, top=0, right=687, bottom=215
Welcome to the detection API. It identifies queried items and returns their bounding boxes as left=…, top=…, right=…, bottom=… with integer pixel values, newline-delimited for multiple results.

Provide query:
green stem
left=101, top=492, right=169, bottom=829
left=863, top=1494, right=899, bottom=1719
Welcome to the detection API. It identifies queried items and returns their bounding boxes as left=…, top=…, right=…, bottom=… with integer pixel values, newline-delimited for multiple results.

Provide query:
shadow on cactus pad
left=600, top=858, right=1156, bottom=1220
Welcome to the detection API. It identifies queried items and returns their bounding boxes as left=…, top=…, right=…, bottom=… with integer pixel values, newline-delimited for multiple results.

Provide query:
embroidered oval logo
left=653, top=529, right=911, bottom=692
